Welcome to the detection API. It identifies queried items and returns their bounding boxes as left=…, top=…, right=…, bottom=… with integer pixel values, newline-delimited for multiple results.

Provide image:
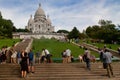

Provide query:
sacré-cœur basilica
left=13, top=4, right=66, bottom=40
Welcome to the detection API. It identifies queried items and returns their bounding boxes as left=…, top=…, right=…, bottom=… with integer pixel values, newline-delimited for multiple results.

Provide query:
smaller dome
left=28, top=15, right=33, bottom=24
left=47, top=15, right=52, bottom=25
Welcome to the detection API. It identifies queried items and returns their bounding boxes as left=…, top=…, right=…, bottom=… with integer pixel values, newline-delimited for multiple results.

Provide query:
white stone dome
left=34, top=4, right=45, bottom=17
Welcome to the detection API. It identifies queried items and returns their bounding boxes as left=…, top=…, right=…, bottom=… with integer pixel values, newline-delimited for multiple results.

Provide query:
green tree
left=16, top=28, right=29, bottom=32
left=67, top=27, right=80, bottom=39
left=86, top=19, right=119, bottom=43
left=98, top=19, right=112, bottom=26
left=86, top=25, right=100, bottom=39
left=0, top=12, right=14, bottom=38
left=57, top=30, right=69, bottom=33
left=0, top=11, right=2, bottom=19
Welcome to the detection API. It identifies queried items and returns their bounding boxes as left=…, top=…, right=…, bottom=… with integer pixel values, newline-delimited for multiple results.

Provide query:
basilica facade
left=13, top=4, right=66, bottom=40
left=26, top=4, right=54, bottom=33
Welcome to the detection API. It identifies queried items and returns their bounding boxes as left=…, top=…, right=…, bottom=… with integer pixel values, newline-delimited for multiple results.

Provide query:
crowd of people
left=35, top=48, right=52, bottom=63
left=76, top=47, right=114, bottom=78
left=20, top=49, right=35, bottom=78
left=0, top=44, right=116, bottom=78
left=0, top=45, right=35, bottom=78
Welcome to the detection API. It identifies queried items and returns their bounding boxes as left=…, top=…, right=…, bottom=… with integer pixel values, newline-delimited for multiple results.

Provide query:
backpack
left=28, top=52, right=33, bottom=60
left=83, top=52, right=90, bottom=62
left=17, top=52, right=21, bottom=58
left=83, top=54, right=87, bottom=62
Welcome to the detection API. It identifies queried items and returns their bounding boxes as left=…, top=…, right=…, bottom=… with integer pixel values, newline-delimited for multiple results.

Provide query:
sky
left=0, top=0, right=120, bottom=32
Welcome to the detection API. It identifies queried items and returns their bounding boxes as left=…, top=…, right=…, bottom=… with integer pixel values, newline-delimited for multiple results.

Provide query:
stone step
left=0, top=63, right=120, bottom=80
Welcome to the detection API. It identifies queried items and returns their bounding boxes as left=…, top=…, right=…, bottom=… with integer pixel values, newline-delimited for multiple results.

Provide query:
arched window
left=48, top=28, right=50, bottom=31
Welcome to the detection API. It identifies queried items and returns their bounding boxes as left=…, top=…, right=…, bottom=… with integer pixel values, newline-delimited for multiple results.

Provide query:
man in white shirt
left=45, top=49, right=51, bottom=63
left=66, top=49, right=71, bottom=63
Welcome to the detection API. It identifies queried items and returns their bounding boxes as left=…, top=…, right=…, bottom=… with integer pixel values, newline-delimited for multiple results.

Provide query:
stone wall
left=13, top=32, right=66, bottom=40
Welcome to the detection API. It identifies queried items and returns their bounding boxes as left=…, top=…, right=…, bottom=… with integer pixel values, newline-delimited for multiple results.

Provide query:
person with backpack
left=103, top=49, right=114, bottom=78
left=45, top=49, right=52, bottom=63
left=28, top=49, right=35, bottom=73
left=17, top=50, right=21, bottom=64
left=99, top=49, right=107, bottom=69
left=83, top=48, right=91, bottom=70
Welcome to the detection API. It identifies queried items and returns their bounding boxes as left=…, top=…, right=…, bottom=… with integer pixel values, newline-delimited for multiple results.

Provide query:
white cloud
left=0, top=0, right=120, bottom=32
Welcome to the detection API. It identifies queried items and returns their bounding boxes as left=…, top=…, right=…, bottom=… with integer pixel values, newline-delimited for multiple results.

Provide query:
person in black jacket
left=20, top=51, right=28, bottom=78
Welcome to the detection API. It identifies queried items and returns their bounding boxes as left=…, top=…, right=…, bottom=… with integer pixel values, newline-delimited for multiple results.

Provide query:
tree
left=98, top=19, right=112, bottom=26
left=0, top=11, right=2, bottom=19
left=0, top=12, right=14, bottom=38
left=16, top=28, right=29, bottom=32
left=86, top=19, right=119, bottom=43
left=67, top=27, right=80, bottom=39
left=86, top=25, right=100, bottom=39
left=57, top=30, right=69, bottom=33
left=12, top=26, right=17, bottom=32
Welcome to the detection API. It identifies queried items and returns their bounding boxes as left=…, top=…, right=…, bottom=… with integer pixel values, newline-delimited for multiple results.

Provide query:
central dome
left=34, top=4, right=46, bottom=18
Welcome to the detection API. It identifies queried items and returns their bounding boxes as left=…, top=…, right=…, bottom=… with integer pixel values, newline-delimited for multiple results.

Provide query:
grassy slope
left=0, top=39, right=20, bottom=48
left=86, top=42, right=120, bottom=51
left=33, top=39, right=99, bottom=58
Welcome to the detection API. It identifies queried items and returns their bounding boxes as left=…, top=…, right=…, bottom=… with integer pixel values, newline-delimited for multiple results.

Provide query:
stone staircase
left=14, top=39, right=32, bottom=52
left=0, top=62, right=120, bottom=80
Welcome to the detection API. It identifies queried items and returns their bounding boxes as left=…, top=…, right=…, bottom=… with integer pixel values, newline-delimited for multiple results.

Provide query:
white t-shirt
left=11, top=51, right=17, bottom=58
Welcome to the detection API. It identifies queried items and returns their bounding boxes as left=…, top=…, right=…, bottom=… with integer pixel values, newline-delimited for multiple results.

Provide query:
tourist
left=20, top=51, right=28, bottom=78
left=11, top=50, right=17, bottom=64
left=36, top=51, right=41, bottom=64
left=90, top=55, right=96, bottom=63
left=28, top=49, right=35, bottom=73
left=66, top=48, right=71, bottom=63
left=61, top=50, right=67, bottom=63
left=40, top=49, right=46, bottom=63
left=103, top=49, right=114, bottom=78
left=17, top=50, right=21, bottom=64
left=99, top=49, right=104, bottom=62
left=78, top=55, right=83, bottom=62
left=83, top=48, right=91, bottom=70
left=1, top=46, right=7, bottom=64
left=9, top=45, right=15, bottom=63
left=45, top=49, right=52, bottom=63
left=99, top=49, right=107, bottom=69
left=71, top=54, right=74, bottom=62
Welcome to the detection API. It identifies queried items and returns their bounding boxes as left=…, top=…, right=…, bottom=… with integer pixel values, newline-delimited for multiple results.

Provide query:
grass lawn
left=0, top=39, right=20, bottom=48
left=84, top=41, right=120, bottom=51
left=32, top=39, right=99, bottom=58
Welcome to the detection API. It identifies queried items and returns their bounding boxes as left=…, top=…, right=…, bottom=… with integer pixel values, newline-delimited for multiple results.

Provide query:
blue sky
left=0, top=0, right=120, bottom=32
